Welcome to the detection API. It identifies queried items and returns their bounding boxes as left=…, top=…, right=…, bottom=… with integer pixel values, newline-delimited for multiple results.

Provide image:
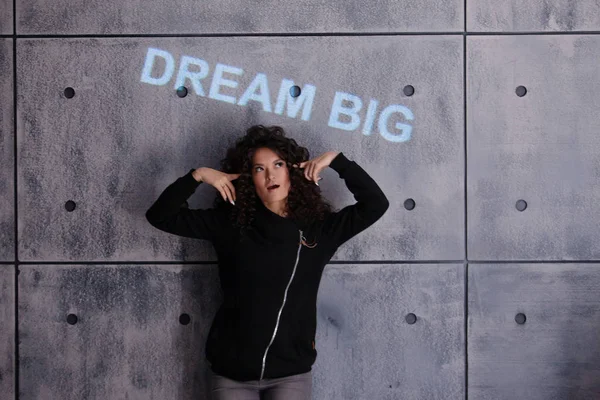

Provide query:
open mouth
left=267, top=184, right=280, bottom=191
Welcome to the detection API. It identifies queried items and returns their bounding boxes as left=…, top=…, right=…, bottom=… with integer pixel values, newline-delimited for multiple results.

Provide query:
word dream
left=140, top=47, right=414, bottom=143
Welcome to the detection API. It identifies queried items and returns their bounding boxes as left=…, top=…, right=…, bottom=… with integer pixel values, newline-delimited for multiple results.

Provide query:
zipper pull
left=300, top=230, right=318, bottom=248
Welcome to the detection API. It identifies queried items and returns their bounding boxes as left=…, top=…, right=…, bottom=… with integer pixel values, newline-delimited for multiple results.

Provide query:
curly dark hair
left=212, top=125, right=334, bottom=230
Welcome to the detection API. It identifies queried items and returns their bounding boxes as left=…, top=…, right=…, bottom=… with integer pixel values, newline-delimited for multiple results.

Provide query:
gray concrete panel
left=468, top=0, right=600, bottom=32
left=468, top=263, right=600, bottom=399
left=467, top=35, right=600, bottom=261
left=17, top=0, right=462, bottom=35
left=0, top=0, right=12, bottom=34
left=0, top=265, right=15, bottom=399
left=0, top=39, right=14, bottom=261
left=314, top=263, right=464, bottom=400
left=18, top=264, right=221, bottom=400
left=17, top=36, right=464, bottom=262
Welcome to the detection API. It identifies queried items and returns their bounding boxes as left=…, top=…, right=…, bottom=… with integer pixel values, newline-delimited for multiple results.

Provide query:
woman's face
left=251, top=147, right=291, bottom=207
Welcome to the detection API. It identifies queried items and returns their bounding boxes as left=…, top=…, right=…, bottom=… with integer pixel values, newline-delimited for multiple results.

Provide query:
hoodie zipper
left=259, top=229, right=303, bottom=380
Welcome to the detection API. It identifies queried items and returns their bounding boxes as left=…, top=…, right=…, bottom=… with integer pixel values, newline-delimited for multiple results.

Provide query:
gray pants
left=210, top=369, right=313, bottom=400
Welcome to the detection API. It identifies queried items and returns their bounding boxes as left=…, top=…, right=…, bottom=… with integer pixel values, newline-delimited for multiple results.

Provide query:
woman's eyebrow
left=253, top=159, right=283, bottom=167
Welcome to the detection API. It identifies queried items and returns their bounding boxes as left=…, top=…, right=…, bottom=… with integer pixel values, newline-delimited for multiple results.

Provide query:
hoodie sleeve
left=145, top=169, right=229, bottom=243
left=323, top=152, right=390, bottom=248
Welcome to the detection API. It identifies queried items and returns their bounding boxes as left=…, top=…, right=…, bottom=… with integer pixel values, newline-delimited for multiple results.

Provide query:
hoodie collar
left=256, top=199, right=291, bottom=223
left=254, top=199, right=307, bottom=232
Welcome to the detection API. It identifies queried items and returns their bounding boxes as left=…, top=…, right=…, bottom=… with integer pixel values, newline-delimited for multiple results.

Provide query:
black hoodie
left=145, top=152, right=389, bottom=381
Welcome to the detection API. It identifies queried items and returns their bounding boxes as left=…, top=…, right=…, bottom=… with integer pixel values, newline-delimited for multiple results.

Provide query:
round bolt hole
left=65, top=200, right=76, bottom=212
left=405, top=313, right=417, bottom=324
left=516, top=86, right=527, bottom=97
left=64, top=87, right=75, bottom=98
left=179, top=313, right=191, bottom=325
left=176, top=86, right=188, bottom=98
left=289, top=85, right=301, bottom=98
left=67, top=314, right=78, bottom=325
left=403, top=85, right=415, bottom=96
left=516, top=199, right=527, bottom=211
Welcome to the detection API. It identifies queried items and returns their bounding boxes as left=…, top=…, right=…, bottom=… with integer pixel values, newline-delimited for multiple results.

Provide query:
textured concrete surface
left=314, top=264, right=465, bottom=400
left=16, top=0, right=462, bottom=35
left=0, top=0, right=12, bottom=34
left=17, top=36, right=463, bottom=262
left=467, top=35, right=600, bottom=261
left=0, top=266, right=15, bottom=399
left=468, top=0, right=600, bottom=32
left=18, top=264, right=222, bottom=400
left=468, top=263, right=600, bottom=400
left=0, top=39, right=14, bottom=261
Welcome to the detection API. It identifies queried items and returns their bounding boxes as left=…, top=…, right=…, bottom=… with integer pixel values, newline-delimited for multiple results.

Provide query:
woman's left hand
left=296, top=151, right=340, bottom=185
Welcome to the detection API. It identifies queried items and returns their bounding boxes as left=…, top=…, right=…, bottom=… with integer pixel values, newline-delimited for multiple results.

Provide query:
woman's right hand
left=194, top=167, right=241, bottom=205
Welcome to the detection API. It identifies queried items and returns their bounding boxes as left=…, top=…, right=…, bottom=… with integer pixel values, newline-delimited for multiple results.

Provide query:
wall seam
left=13, top=0, right=20, bottom=398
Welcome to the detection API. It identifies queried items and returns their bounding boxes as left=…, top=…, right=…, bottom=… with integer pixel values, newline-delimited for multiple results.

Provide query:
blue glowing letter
left=140, top=47, right=175, bottom=86
left=174, top=56, right=210, bottom=96
left=362, top=99, right=379, bottom=136
left=328, top=92, right=362, bottom=131
left=238, top=73, right=271, bottom=112
left=209, top=63, right=244, bottom=104
left=378, top=104, right=413, bottom=142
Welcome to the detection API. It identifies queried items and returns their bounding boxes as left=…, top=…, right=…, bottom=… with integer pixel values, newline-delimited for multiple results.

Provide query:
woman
left=145, top=125, right=389, bottom=399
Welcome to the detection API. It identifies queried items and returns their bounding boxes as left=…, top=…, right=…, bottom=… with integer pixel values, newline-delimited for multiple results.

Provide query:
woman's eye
left=255, top=162, right=282, bottom=172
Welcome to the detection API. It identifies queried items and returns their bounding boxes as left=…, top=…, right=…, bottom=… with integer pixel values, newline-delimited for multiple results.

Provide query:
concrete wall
left=1, top=0, right=599, bottom=398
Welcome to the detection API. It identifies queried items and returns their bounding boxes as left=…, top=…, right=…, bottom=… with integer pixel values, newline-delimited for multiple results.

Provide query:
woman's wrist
left=192, top=168, right=204, bottom=182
